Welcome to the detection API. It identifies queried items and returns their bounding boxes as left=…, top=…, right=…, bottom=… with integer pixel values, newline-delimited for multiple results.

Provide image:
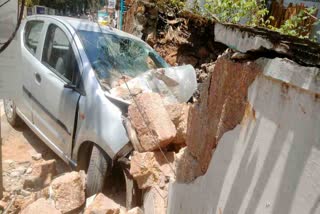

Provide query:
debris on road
left=165, top=103, right=190, bottom=145
left=127, top=207, right=144, bottom=214
left=3, top=160, right=31, bottom=193
left=84, top=193, right=120, bottom=214
left=23, top=160, right=57, bottom=191
left=20, top=198, right=61, bottom=214
left=129, top=151, right=175, bottom=189
left=31, top=153, right=42, bottom=161
left=50, top=171, right=86, bottom=213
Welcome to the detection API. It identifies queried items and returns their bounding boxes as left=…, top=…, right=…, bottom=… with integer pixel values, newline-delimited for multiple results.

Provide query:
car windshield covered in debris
left=77, top=30, right=168, bottom=89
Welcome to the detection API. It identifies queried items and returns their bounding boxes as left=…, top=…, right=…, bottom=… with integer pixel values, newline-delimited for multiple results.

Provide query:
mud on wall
left=123, top=0, right=226, bottom=68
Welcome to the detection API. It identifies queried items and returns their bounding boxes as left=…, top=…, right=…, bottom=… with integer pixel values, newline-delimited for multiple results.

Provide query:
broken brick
left=127, top=207, right=144, bottom=214
left=50, top=171, right=85, bottom=213
left=23, top=160, right=57, bottom=191
left=166, top=103, right=190, bottom=144
left=128, top=93, right=177, bottom=152
left=20, top=198, right=61, bottom=214
left=0, top=200, right=7, bottom=210
left=84, top=193, right=120, bottom=214
left=17, top=187, right=50, bottom=211
left=130, top=151, right=175, bottom=189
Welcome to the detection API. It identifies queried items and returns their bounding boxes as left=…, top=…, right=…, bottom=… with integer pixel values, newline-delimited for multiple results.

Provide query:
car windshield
left=77, top=30, right=168, bottom=88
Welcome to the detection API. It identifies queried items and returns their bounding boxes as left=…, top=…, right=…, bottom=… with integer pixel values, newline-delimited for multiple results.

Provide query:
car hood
left=105, top=65, right=197, bottom=105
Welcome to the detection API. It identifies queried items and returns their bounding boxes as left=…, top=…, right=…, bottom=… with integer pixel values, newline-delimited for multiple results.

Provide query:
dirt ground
left=0, top=101, right=71, bottom=193
left=0, top=101, right=71, bottom=167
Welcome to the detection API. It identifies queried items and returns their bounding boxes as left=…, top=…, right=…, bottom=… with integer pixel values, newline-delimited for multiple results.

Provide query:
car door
left=19, top=20, right=45, bottom=123
left=31, top=20, right=82, bottom=158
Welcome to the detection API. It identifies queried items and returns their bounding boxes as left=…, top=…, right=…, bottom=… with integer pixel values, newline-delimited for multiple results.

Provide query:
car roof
left=27, top=15, right=141, bottom=41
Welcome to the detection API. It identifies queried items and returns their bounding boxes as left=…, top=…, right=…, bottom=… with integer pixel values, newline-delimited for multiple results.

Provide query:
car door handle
left=35, top=72, right=41, bottom=83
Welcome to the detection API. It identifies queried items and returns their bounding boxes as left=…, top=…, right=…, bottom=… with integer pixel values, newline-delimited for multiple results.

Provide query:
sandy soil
left=0, top=101, right=127, bottom=209
left=0, top=101, right=71, bottom=192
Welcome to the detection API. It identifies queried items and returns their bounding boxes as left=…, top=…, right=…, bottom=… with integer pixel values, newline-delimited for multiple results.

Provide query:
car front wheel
left=86, top=144, right=110, bottom=197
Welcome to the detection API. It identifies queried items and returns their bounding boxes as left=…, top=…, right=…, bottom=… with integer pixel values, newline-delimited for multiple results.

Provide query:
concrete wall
left=168, top=58, right=320, bottom=214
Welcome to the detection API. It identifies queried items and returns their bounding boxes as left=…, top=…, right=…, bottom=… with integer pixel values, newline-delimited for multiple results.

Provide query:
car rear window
left=24, top=21, right=44, bottom=55
left=42, top=24, right=80, bottom=84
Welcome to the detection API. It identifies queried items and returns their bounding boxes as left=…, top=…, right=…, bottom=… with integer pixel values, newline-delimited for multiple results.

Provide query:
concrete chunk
left=50, top=172, right=85, bottom=213
left=84, top=193, right=120, bottom=214
left=128, top=93, right=177, bottom=152
left=31, top=153, right=42, bottom=161
left=214, top=23, right=320, bottom=67
left=166, top=103, right=190, bottom=144
left=127, top=207, right=144, bottom=214
left=23, top=160, right=57, bottom=191
left=130, top=151, right=175, bottom=189
left=21, top=198, right=61, bottom=214
left=214, top=23, right=289, bottom=55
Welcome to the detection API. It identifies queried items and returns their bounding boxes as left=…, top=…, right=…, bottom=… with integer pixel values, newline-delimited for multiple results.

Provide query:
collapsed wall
left=123, top=2, right=320, bottom=214
left=168, top=54, right=320, bottom=214
left=167, top=22, right=320, bottom=214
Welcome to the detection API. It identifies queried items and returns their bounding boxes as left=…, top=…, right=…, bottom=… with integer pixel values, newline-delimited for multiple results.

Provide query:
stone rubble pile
left=23, top=159, right=57, bottom=191
left=125, top=51, right=267, bottom=213
left=126, top=91, right=196, bottom=214
left=1, top=158, right=144, bottom=214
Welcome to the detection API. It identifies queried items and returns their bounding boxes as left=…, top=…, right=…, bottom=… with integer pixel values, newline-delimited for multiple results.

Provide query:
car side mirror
left=64, top=83, right=76, bottom=90
left=64, top=84, right=85, bottom=95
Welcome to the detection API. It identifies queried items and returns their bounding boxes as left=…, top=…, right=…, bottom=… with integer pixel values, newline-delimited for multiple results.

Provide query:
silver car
left=3, top=15, right=197, bottom=204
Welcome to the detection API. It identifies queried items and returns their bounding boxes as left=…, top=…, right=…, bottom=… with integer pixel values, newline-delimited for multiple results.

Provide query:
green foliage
left=19, top=0, right=39, bottom=7
left=170, top=0, right=186, bottom=9
left=26, top=0, right=38, bottom=7
left=203, top=0, right=319, bottom=41
left=188, top=0, right=201, bottom=14
left=273, top=7, right=319, bottom=40
left=204, top=0, right=269, bottom=25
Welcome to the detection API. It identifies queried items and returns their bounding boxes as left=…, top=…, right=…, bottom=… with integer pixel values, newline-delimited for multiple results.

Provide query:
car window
left=42, top=24, right=79, bottom=84
left=24, top=21, right=44, bottom=55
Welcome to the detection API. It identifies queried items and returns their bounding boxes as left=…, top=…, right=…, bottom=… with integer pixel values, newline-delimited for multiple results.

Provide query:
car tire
left=118, top=156, right=142, bottom=209
left=86, top=145, right=110, bottom=197
left=3, top=99, right=23, bottom=127
left=123, top=167, right=142, bottom=209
